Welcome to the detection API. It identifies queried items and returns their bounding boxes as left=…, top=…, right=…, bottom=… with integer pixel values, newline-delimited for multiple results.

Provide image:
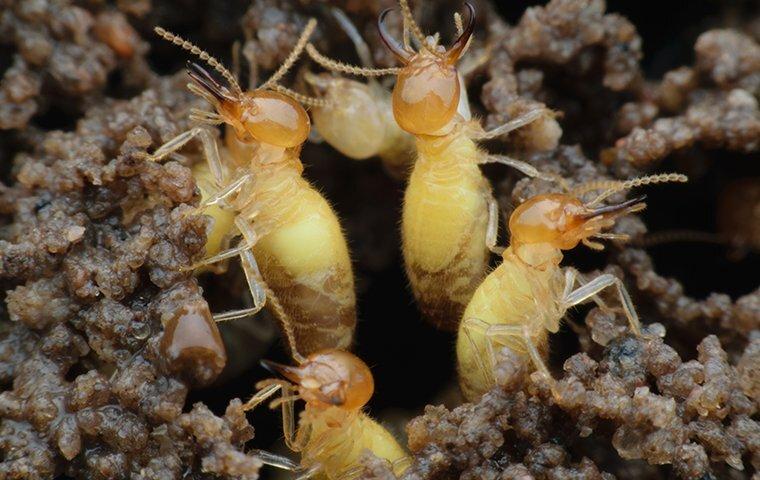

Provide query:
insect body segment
left=378, top=0, right=556, bottom=330
left=456, top=174, right=688, bottom=401
left=247, top=349, right=410, bottom=480
left=150, top=22, right=356, bottom=357
left=305, top=9, right=414, bottom=177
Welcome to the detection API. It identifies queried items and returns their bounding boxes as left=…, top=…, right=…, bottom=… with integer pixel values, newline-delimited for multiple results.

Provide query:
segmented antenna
left=270, top=84, right=331, bottom=108
left=259, top=18, right=317, bottom=90
left=154, top=26, right=242, bottom=96
left=306, top=44, right=401, bottom=77
left=579, top=173, right=689, bottom=206
left=399, top=0, right=436, bottom=55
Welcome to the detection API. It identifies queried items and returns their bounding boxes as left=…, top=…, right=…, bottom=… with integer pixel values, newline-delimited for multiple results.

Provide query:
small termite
left=456, top=173, right=688, bottom=401
left=149, top=21, right=356, bottom=357
left=304, top=8, right=414, bottom=178
left=244, top=347, right=410, bottom=479
left=307, top=0, right=562, bottom=330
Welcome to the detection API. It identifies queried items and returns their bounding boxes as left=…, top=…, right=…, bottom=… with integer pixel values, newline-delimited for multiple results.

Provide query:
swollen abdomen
left=402, top=140, right=490, bottom=331
left=254, top=180, right=356, bottom=356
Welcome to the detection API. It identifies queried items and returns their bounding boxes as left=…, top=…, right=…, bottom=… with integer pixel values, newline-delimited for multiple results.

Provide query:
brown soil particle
left=0, top=74, right=256, bottom=479
left=0, top=0, right=150, bottom=130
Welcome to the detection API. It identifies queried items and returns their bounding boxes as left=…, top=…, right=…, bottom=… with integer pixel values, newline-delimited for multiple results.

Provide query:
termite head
left=379, top=2, right=474, bottom=136
left=262, top=349, right=374, bottom=411
left=187, top=62, right=310, bottom=148
left=509, top=193, right=646, bottom=267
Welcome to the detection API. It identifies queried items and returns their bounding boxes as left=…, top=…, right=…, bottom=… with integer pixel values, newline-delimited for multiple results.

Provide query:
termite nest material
left=0, top=1, right=758, bottom=479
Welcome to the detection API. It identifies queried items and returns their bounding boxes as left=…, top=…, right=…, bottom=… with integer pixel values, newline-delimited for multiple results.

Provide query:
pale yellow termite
left=245, top=347, right=410, bottom=480
left=148, top=22, right=355, bottom=357
left=306, top=1, right=562, bottom=331
left=303, top=8, right=414, bottom=178
left=456, top=173, right=688, bottom=401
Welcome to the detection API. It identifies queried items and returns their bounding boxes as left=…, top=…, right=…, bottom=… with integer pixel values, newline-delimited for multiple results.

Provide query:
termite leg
left=486, top=196, right=505, bottom=255
left=184, top=238, right=255, bottom=271
left=480, top=154, right=570, bottom=190
left=462, top=318, right=499, bottom=389
left=146, top=126, right=206, bottom=162
left=562, top=271, right=642, bottom=336
left=562, top=267, right=610, bottom=311
left=235, top=216, right=268, bottom=311
left=473, top=109, right=545, bottom=140
left=477, top=321, right=556, bottom=391
left=197, top=172, right=253, bottom=210
left=147, top=126, right=225, bottom=185
left=249, top=449, right=300, bottom=471
left=243, top=382, right=282, bottom=410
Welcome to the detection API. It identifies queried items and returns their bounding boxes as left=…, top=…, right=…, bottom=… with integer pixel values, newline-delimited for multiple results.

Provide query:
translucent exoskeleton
left=456, top=173, right=688, bottom=401
left=304, top=8, right=414, bottom=179
left=307, top=0, right=563, bottom=331
left=148, top=21, right=356, bottom=357
left=245, top=345, right=410, bottom=480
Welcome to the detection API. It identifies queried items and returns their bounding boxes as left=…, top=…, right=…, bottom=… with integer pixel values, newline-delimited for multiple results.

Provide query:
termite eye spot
left=236, top=91, right=311, bottom=148
left=392, top=59, right=460, bottom=135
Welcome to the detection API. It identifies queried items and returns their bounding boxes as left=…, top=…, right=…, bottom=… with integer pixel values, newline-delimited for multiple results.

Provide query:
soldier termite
left=149, top=21, right=356, bottom=358
left=306, top=0, right=563, bottom=331
left=244, top=347, right=410, bottom=478
left=456, top=173, right=688, bottom=401
left=304, top=8, right=414, bottom=179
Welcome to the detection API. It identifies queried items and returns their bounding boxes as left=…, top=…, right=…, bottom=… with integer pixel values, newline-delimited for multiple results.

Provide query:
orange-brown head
left=508, top=193, right=646, bottom=266
left=261, top=349, right=374, bottom=411
left=378, top=2, right=474, bottom=136
left=187, top=62, right=310, bottom=148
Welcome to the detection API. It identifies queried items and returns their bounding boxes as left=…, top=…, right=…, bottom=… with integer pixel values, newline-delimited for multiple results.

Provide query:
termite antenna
left=587, top=173, right=688, bottom=206
left=270, top=83, right=332, bottom=108
left=259, top=18, right=317, bottom=91
left=154, top=26, right=242, bottom=96
left=306, top=43, right=401, bottom=77
left=398, top=0, right=435, bottom=55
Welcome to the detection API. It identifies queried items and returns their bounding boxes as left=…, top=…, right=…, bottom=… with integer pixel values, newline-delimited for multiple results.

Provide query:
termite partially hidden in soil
left=307, top=0, right=563, bottom=331
left=244, top=336, right=410, bottom=479
left=148, top=20, right=356, bottom=357
left=456, top=173, right=688, bottom=401
left=303, top=8, right=414, bottom=179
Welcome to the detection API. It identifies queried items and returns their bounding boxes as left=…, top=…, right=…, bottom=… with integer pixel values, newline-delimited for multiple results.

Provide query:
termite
left=456, top=173, right=688, bottom=401
left=307, top=0, right=562, bottom=331
left=149, top=21, right=356, bottom=356
left=244, top=338, right=410, bottom=479
left=304, top=8, right=414, bottom=178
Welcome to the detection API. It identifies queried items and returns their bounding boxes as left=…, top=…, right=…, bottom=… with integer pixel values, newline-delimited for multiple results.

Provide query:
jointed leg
left=146, top=126, right=206, bottom=162
left=562, top=270, right=641, bottom=336
left=185, top=238, right=254, bottom=271
left=472, top=108, right=545, bottom=140
left=464, top=318, right=554, bottom=387
left=198, top=172, right=253, bottom=210
left=486, top=195, right=505, bottom=255
left=480, top=154, right=570, bottom=190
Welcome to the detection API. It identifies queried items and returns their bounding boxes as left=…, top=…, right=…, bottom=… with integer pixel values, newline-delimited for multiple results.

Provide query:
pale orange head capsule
left=378, top=3, right=474, bottom=136
left=187, top=62, right=310, bottom=148
left=262, top=349, right=374, bottom=411
left=509, top=193, right=646, bottom=265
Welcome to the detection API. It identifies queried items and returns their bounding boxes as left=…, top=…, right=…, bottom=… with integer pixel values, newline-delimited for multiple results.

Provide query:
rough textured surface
left=0, top=74, right=258, bottom=479
left=1, top=0, right=758, bottom=479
